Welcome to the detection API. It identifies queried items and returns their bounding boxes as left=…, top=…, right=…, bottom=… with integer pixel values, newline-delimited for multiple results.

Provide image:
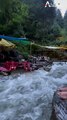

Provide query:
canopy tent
left=0, top=39, right=15, bottom=48
left=0, top=35, right=67, bottom=53
left=0, top=35, right=31, bottom=46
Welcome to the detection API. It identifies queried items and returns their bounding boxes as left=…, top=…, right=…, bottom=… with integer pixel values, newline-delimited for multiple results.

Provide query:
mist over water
left=0, top=62, right=67, bottom=120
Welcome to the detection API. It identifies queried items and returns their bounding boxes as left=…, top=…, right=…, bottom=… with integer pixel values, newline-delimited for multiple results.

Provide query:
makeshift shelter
left=0, top=39, right=15, bottom=48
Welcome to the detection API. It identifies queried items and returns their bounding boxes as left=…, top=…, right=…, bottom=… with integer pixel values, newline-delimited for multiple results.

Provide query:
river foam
left=0, top=62, right=67, bottom=120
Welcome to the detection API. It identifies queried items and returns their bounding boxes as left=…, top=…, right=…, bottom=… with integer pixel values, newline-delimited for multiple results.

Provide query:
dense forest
left=0, top=0, right=67, bottom=46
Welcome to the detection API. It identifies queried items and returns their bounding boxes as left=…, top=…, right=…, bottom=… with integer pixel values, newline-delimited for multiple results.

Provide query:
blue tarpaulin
left=0, top=35, right=27, bottom=41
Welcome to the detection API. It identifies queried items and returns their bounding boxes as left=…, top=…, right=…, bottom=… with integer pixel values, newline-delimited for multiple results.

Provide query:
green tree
left=64, top=11, right=67, bottom=33
left=22, top=0, right=56, bottom=43
left=0, top=0, right=28, bottom=36
left=51, top=22, right=61, bottom=37
left=56, top=9, right=63, bottom=28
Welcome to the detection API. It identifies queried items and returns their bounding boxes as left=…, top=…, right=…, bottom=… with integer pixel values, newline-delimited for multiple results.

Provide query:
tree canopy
left=0, top=0, right=28, bottom=36
left=0, top=0, right=66, bottom=46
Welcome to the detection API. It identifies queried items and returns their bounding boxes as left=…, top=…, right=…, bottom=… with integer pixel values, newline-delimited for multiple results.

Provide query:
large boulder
left=51, top=87, right=67, bottom=120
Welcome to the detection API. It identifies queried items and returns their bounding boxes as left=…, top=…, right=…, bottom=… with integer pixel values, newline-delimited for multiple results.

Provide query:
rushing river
left=0, top=62, right=67, bottom=120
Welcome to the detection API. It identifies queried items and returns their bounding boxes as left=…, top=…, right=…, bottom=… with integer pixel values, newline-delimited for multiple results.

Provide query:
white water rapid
left=0, top=62, right=67, bottom=120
